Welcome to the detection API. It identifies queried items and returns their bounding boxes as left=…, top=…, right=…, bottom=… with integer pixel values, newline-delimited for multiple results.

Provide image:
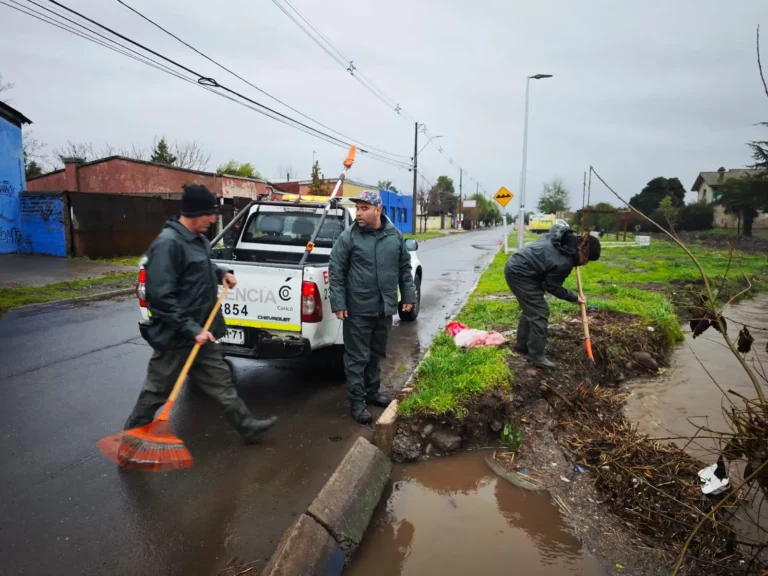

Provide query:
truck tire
left=398, top=273, right=421, bottom=322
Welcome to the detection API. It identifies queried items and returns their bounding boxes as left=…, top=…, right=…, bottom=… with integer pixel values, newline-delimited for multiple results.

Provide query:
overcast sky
left=2, top=0, right=767, bottom=210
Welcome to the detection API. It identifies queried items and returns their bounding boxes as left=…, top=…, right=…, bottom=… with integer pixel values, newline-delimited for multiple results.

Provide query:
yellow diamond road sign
left=494, top=187, right=514, bottom=208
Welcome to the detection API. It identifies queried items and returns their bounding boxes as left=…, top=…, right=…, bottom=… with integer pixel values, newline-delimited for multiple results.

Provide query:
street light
left=516, top=73, right=553, bottom=252
left=418, top=134, right=443, bottom=156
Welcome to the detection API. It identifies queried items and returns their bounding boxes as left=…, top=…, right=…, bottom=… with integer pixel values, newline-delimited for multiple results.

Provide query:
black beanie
left=181, top=184, right=218, bottom=217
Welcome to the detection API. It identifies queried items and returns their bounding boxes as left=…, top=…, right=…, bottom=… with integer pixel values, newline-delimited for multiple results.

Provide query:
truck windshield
left=241, top=212, right=346, bottom=248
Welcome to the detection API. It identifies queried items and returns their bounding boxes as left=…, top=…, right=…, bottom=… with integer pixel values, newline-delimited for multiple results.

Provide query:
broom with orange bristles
left=97, top=285, right=230, bottom=471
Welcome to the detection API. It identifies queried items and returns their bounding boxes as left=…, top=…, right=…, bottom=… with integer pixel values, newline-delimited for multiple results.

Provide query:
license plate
left=219, top=328, right=245, bottom=345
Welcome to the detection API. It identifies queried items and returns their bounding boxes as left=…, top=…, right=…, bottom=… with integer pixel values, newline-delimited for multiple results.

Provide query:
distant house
left=26, top=155, right=278, bottom=200
left=0, top=101, right=32, bottom=254
left=690, top=167, right=768, bottom=229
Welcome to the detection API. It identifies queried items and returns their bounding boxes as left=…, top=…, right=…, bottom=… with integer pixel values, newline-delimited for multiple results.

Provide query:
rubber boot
left=241, top=416, right=279, bottom=444
left=527, top=354, right=556, bottom=369
left=351, top=402, right=373, bottom=425
left=366, top=393, right=391, bottom=407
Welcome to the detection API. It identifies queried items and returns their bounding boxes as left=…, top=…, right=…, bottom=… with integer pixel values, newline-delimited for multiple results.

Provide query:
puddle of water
left=626, top=294, right=768, bottom=459
left=345, top=451, right=603, bottom=576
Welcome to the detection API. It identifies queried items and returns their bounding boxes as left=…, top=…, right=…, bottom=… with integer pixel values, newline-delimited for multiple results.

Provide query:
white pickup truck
left=136, top=198, right=423, bottom=361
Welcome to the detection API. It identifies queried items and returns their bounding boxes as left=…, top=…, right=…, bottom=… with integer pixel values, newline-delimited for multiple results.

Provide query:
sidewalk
left=0, top=254, right=136, bottom=289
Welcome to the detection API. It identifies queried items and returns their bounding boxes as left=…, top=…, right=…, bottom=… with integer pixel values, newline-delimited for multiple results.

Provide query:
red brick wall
left=27, top=170, right=66, bottom=190
left=25, top=158, right=271, bottom=198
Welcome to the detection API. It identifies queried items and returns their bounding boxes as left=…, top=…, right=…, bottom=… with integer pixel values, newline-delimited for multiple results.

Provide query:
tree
left=750, top=27, right=768, bottom=171
left=0, top=73, right=13, bottom=96
left=428, top=175, right=457, bottom=216
left=216, top=160, right=262, bottom=179
left=22, top=131, right=51, bottom=178
left=417, top=187, right=430, bottom=232
left=150, top=137, right=177, bottom=166
left=657, top=195, right=679, bottom=229
left=629, top=177, right=686, bottom=215
left=171, top=139, right=210, bottom=170
left=308, top=161, right=331, bottom=196
left=718, top=175, right=768, bottom=237
left=469, top=193, right=502, bottom=227
left=537, top=179, right=570, bottom=214
left=377, top=180, right=399, bottom=193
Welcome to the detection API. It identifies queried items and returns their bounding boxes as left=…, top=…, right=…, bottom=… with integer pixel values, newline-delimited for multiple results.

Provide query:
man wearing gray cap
left=329, top=190, right=417, bottom=424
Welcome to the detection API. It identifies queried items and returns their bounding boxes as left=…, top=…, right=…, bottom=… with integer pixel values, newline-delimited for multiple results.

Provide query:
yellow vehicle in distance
left=528, top=214, right=557, bottom=233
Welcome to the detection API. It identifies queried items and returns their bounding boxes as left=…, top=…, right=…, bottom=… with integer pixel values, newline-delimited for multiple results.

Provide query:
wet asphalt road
left=0, top=228, right=503, bottom=576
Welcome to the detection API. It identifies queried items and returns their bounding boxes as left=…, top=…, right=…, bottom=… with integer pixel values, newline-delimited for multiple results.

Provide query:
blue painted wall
left=0, top=116, right=25, bottom=253
left=19, top=194, right=67, bottom=256
left=380, top=189, right=413, bottom=234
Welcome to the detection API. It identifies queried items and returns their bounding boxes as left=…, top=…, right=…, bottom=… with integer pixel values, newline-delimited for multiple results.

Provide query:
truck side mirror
left=405, top=239, right=419, bottom=252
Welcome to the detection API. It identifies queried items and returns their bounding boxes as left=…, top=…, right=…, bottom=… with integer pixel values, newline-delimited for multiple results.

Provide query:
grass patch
left=99, top=255, right=142, bottom=267
left=401, top=234, right=768, bottom=418
left=0, top=274, right=135, bottom=313
left=461, top=236, right=768, bottom=345
left=398, top=333, right=510, bottom=418
left=404, top=232, right=443, bottom=241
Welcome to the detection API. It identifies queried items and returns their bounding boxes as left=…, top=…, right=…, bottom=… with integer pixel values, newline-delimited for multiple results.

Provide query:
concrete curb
left=263, top=437, right=392, bottom=575
left=9, top=288, right=135, bottom=313
left=262, top=514, right=346, bottom=576
left=372, top=241, right=503, bottom=456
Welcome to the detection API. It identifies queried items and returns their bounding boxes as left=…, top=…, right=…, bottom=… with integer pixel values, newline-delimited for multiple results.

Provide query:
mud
left=345, top=451, right=605, bottom=576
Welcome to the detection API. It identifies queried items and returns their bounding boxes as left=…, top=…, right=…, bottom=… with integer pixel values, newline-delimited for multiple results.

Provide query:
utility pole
left=411, top=121, right=418, bottom=234
left=458, top=168, right=463, bottom=229
left=517, top=74, right=553, bottom=251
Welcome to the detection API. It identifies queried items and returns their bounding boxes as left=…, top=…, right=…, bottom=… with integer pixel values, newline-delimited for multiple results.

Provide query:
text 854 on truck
left=136, top=147, right=422, bottom=363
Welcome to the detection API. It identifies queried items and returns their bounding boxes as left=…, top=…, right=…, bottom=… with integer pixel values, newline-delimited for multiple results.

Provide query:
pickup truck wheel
left=398, top=274, right=421, bottom=322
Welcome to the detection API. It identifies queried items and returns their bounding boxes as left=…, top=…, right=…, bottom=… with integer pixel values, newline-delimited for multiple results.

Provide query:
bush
left=628, top=202, right=714, bottom=233
left=677, top=202, right=714, bottom=231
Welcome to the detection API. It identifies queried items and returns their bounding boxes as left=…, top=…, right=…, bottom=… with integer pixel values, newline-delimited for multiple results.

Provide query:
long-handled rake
left=97, top=286, right=229, bottom=471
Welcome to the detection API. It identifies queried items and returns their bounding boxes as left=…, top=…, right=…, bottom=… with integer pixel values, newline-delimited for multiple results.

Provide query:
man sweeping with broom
left=123, top=184, right=277, bottom=446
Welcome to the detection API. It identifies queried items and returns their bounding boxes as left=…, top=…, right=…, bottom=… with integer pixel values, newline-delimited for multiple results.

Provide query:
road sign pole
left=493, top=186, right=514, bottom=252
left=504, top=205, right=508, bottom=253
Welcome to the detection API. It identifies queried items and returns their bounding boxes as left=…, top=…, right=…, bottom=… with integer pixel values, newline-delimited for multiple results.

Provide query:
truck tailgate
left=219, top=263, right=302, bottom=333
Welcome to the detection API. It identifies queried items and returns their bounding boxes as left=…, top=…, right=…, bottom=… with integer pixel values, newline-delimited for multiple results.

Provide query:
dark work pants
left=342, top=315, right=393, bottom=404
left=504, top=271, right=550, bottom=357
left=124, top=343, right=260, bottom=439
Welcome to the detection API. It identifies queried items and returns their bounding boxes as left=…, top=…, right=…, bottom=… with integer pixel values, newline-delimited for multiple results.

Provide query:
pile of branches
left=564, top=386, right=753, bottom=575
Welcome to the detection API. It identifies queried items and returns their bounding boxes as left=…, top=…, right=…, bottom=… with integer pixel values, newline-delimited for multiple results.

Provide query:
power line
left=270, top=0, right=490, bottom=189
left=271, top=0, right=412, bottom=121
left=8, top=0, right=357, bottom=153
left=113, top=0, right=411, bottom=162
left=9, top=0, right=413, bottom=170
left=7, top=1, right=373, bottom=157
left=4, top=0, right=194, bottom=84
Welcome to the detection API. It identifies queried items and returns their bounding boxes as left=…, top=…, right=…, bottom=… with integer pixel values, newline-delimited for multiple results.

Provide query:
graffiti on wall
left=0, top=180, right=21, bottom=245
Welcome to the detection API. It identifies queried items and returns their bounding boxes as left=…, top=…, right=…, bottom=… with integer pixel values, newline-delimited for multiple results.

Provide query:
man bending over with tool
left=125, top=184, right=277, bottom=443
left=329, top=190, right=417, bottom=424
left=504, top=224, right=601, bottom=369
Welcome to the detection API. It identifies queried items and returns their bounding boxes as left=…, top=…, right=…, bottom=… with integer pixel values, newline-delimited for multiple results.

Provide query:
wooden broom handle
left=162, top=286, right=230, bottom=412
left=575, top=267, right=590, bottom=341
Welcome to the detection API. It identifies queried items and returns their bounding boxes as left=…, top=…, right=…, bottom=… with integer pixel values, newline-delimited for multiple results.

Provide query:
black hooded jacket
left=504, top=225, right=580, bottom=302
left=139, top=218, right=230, bottom=350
